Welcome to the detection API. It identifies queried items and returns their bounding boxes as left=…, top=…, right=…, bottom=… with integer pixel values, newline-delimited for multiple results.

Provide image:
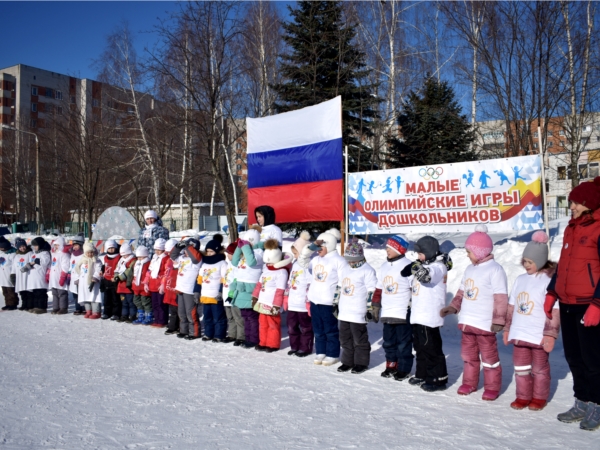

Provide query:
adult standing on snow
left=138, top=210, right=169, bottom=258
left=546, top=177, right=600, bottom=431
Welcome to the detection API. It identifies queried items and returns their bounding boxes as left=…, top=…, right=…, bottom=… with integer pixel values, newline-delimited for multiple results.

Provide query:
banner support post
left=344, top=145, right=349, bottom=245
left=537, top=122, right=551, bottom=249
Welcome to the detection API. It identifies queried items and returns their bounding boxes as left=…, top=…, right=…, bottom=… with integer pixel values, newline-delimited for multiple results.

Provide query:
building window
left=533, top=143, right=538, bottom=149
left=55, top=90, right=63, bottom=100
left=45, top=88, right=53, bottom=97
left=560, top=141, right=565, bottom=147
left=559, top=130, right=565, bottom=136
left=236, top=142, right=241, bottom=150
left=31, top=87, right=38, bottom=96
left=583, top=125, right=592, bottom=132
left=57, top=106, right=63, bottom=115
left=590, top=163, right=599, bottom=179
left=548, top=141, right=553, bottom=147
left=70, top=96, right=76, bottom=104
left=547, top=131, right=553, bottom=137
left=582, top=137, right=589, bottom=145
left=236, top=164, right=242, bottom=171
left=92, top=99, right=100, bottom=108
left=31, top=103, right=37, bottom=112
left=597, top=136, right=600, bottom=142
left=579, top=164, right=589, bottom=179
left=30, top=119, right=37, bottom=128
left=533, top=131, right=538, bottom=138
left=558, top=166, right=567, bottom=180
left=546, top=181, right=550, bottom=192
left=127, top=106, right=134, bottom=114
left=46, top=104, right=53, bottom=114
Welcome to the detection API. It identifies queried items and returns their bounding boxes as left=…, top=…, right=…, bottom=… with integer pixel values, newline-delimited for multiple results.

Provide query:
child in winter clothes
left=440, top=225, right=508, bottom=401
left=299, top=228, right=346, bottom=367
left=503, top=231, right=560, bottom=411
left=13, top=238, right=32, bottom=311
left=69, top=235, right=85, bottom=315
left=48, top=236, right=71, bottom=314
left=401, top=236, right=451, bottom=392
left=251, top=239, right=291, bottom=352
left=147, top=238, right=169, bottom=327
left=26, top=237, right=52, bottom=314
left=335, top=240, right=378, bottom=374
left=224, top=242, right=243, bottom=344
left=75, top=242, right=102, bottom=319
left=372, top=235, right=414, bottom=380
left=198, top=237, right=228, bottom=342
left=162, top=238, right=180, bottom=335
left=231, top=229, right=264, bottom=349
left=114, top=243, right=136, bottom=322
left=132, top=246, right=152, bottom=325
left=0, top=237, right=17, bottom=310
left=171, top=238, right=203, bottom=340
left=101, top=240, right=122, bottom=320
left=284, top=231, right=313, bottom=357
left=254, top=205, right=283, bottom=246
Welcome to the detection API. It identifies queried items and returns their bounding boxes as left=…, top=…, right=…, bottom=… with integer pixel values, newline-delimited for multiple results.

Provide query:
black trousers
left=412, top=324, right=448, bottom=385
left=560, top=303, right=600, bottom=404
left=167, top=304, right=180, bottom=332
left=32, top=288, right=48, bottom=310
left=103, top=286, right=121, bottom=317
left=19, top=291, right=33, bottom=309
left=339, top=321, right=371, bottom=367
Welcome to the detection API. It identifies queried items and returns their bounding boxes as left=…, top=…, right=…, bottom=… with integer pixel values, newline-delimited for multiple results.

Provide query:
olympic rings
left=418, top=166, right=444, bottom=180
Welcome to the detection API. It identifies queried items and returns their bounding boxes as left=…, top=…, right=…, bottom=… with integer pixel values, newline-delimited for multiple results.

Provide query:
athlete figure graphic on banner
left=513, top=166, right=526, bottom=185
left=479, top=170, right=492, bottom=189
left=356, top=178, right=366, bottom=196
left=382, top=177, right=393, bottom=193
left=494, top=169, right=511, bottom=186
left=395, top=176, right=403, bottom=194
left=367, top=180, right=376, bottom=194
left=462, top=170, right=475, bottom=187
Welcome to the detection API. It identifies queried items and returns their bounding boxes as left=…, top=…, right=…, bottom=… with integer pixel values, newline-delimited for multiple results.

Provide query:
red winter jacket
left=162, top=258, right=178, bottom=306
left=117, top=258, right=136, bottom=294
left=102, top=254, right=121, bottom=281
left=549, top=208, right=600, bottom=307
left=147, top=255, right=169, bottom=293
left=132, top=260, right=151, bottom=296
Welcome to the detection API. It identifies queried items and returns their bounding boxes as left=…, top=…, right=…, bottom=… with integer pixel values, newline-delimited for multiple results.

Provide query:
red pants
left=460, top=325, right=502, bottom=392
left=513, top=341, right=550, bottom=401
left=259, top=313, right=281, bottom=349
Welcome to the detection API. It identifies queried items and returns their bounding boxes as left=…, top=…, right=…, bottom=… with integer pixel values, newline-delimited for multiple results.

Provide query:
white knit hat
left=262, top=239, right=282, bottom=264
left=104, top=239, right=118, bottom=251
left=165, top=238, right=178, bottom=252
left=292, top=231, right=311, bottom=254
left=83, top=242, right=95, bottom=253
left=135, top=245, right=149, bottom=257
left=153, top=238, right=166, bottom=250
left=144, top=210, right=158, bottom=220
left=243, top=229, right=261, bottom=245
left=120, top=243, right=133, bottom=255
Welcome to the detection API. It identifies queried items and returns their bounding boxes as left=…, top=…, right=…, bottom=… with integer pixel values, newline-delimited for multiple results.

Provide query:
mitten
left=541, top=335, right=556, bottom=353
left=34, top=258, right=40, bottom=265
left=271, top=305, right=281, bottom=315
left=176, top=241, right=187, bottom=250
left=372, top=303, right=380, bottom=323
left=440, top=306, right=458, bottom=317
left=400, top=262, right=416, bottom=278
left=88, top=281, right=95, bottom=292
left=237, top=239, right=250, bottom=248
left=59, top=271, right=68, bottom=287
left=20, top=266, right=29, bottom=273
left=441, top=253, right=453, bottom=271
left=544, top=293, right=556, bottom=320
left=251, top=296, right=258, bottom=307
left=301, top=246, right=314, bottom=257
left=305, top=301, right=311, bottom=317
left=412, top=264, right=431, bottom=284
left=491, top=324, right=504, bottom=333
left=503, top=331, right=510, bottom=346
left=10, top=274, right=16, bottom=285
left=583, top=303, right=600, bottom=327
left=65, top=273, right=71, bottom=286
left=365, top=291, right=375, bottom=323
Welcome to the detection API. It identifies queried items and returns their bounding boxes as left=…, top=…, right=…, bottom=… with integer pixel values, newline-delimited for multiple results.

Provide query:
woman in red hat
left=546, top=176, right=600, bottom=431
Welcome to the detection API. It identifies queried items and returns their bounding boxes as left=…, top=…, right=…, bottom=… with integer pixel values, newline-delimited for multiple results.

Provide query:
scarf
left=349, top=259, right=366, bottom=269
left=133, top=257, right=150, bottom=285
left=387, top=254, right=404, bottom=263
left=75, top=255, right=96, bottom=285
left=115, top=254, right=134, bottom=275
left=203, top=253, right=225, bottom=265
left=148, top=252, right=166, bottom=279
left=105, top=252, right=119, bottom=259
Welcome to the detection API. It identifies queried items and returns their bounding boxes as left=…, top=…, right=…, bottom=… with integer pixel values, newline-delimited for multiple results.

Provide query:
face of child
left=522, top=257, right=537, bottom=275
left=73, top=244, right=81, bottom=252
left=19, top=245, right=26, bottom=253
left=256, top=212, right=264, bottom=226
left=155, top=249, right=164, bottom=256
left=107, top=247, right=116, bottom=254
left=32, top=245, right=39, bottom=253
left=226, top=252, right=232, bottom=261
left=291, top=246, right=299, bottom=259
left=206, top=249, right=216, bottom=256
left=137, top=256, right=146, bottom=261
left=466, top=249, right=478, bottom=264
left=85, top=251, right=94, bottom=258
left=317, top=245, right=328, bottom=257
left=417, top=252, right=426, bottom=262
left=386, top=247, right=399, bottom=259
left=52, top=244, right=59, bottom=252
left=570, top=201, right=590, bottom=220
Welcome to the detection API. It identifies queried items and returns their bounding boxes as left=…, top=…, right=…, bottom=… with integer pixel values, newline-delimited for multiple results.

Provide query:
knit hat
left=243, top=229, right=261, bottom=246
left=105, top=239, right=118, bottom=251
left=387, top=235, right=409, bottom=256
left=205, top=239, right=223, bottom=254
left=165, top=238, right=178, bottom=252
left=263, top=239, right=282, bottom=264
left=292, top=231, right=311, bottom=253
left=0, top=236, right=11, bottom=251
left=31, top=237, right=47, bottom=249
left=120, top=243, right=133, bottom=255
left=344, top=239, right=365, bottom=262
left=523, top=230, right=549, bottom=271
left=83, top=242, right=95, bottom=253
left=569, top=177, right=600, bottom=211
left=135, top=246, right=149, bottom=257
left=225, top=242, right=237, bottom=255
left=153, top=238, right=166, bottom=251
left=316, top=228, right=341, bottom=253
left=186, top=238, right=200, bottom=251
left=71, top=234, right=85, bottom=245
left=414, top=236, right=440, bottom=261
left=144, top=210, right=158, bottom=220
left=15, top=238, right=26, bottom=249
left=464, top=225, right=493, bottom=261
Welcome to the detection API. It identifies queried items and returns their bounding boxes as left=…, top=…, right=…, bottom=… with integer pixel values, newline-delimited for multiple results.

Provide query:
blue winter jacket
left=137, top=218, right=169, bottom=257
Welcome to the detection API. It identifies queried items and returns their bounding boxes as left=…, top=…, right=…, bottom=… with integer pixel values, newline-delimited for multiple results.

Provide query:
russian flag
left=246, top=96, right=343, bottom=224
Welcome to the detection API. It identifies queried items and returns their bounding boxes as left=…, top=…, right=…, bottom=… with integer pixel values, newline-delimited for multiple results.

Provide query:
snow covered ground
left=1, top=218, right=599, bottom=448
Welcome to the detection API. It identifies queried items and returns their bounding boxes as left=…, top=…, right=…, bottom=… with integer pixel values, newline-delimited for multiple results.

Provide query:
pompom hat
left=464, top=224, right=493, bottom=261
left=83, top=242, right=95, bottom=253
left=292, top=231, right=311, bottom=254
left=569, top=177, right=600, bottom=211
left=387, top=235, right=409, bottom=255
left=523, top=230, right=549, bottom=271
left=344, top=239, right=365, bottom=262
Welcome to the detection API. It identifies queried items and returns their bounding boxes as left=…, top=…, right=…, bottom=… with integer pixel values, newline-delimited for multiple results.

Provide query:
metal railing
left=546, top=206, right=570, bottom=221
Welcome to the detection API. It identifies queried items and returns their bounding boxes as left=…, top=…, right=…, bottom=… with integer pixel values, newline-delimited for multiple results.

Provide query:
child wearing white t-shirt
left=503, top=231, right=559, bottom=411
left=171, top=238, right=203, bottom=340
left=198, top=238, right=228, bottom=342
left=441, top=225, right=508, bottom=401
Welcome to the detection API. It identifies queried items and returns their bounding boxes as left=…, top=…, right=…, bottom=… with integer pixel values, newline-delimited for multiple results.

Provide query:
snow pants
left=241, top=308, right=259, bottom=345
left=259, top=313, right=281, bottom=349
left=151, top=292, right=168, bottom=326
left=103, top=286, right=121, bottom=317
left=226, top=305, right=245, bottom=340
left=120, top=294, right=135, bottom=318
left=32, top=288, right=48, bottom=311
left=287, top=311, right=314, bottom=354
left=203, top=302, right=227, bottom=339
left=133, top=295, right=152, bottom=313
left=73, top=293, right=84, bottom=313
left=460, top=325, right=502, bottom=392
left=178, top=293, right=201, bottom=337
left=310, top=302, right=340, bottom=358
left=51, top=288, right=69, bottom=311
left=340, top=320, right=370, bottom=367
left=2, top=286, right=17, bottom=307
left=166, top=304, right=179, bottom=333
left=560, top=303, right=600, bottom=404
left=383, top=320, right=414, bottom=373
left=83, top=302, right=100, bottom=313
left=19, top=290, right=32, bottom=310
left=413, top=324, right=448, bottom=386
left=513, top=341, right=550, bottom=401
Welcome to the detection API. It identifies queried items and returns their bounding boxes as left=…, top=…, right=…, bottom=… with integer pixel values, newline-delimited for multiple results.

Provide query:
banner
left=348, top=155, right=542, bottom=234
left=246, top=97, right=343, bottom=224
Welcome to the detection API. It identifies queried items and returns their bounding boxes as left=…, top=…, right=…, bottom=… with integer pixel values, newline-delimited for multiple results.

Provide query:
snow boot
left=351, top=365, right=368, bottom=374
left=84, top=310, right=92, bottom=319
left=132, top=310, right=145, bottom=325
left=255, top=345, right=267, bottom=352
left=408, top=377, right=425, bottom=386
left=128, top=314, right=136, bottom=323
left=184, top=335, right=200, bottom=340
left=89, top=313, right=101, bottom=319
left=264, top=347, right=278, bottom=353
left=381, top=361, right=398, bottom=378
left=295, top=351, right=310, bottom=358
left=421, top=383, right=447, bottom=392
left=457, top=384, right=477, bottom=396
left=51, top=309, right=59, bottom=315
left=164, top=329, right=178, bottom=335
left=57, top=309, right=68, bottom=315
left=558, top=399, right=589, bottom=423
left=101, top=314, right=110, bottom=320
left=528, top=399, right=547, bottom=411
left=110, top=315, right=119, bottom=321
left=233, top=339, right=244, bottom=346
left=580, top=402, right=600, bottom=431
left=241, top=341, right=256, bottom=349
left=314, top=354, right=326, bottom=365
left=482, top=390, right=500, bottom=401
left=176, top=333, right=187, bottom=338
left=142, top=311, right=154, bottom=326
left=393, top=371, right=411, bottom=381
left=337, top=364, right=353, bottom=373
left=288, top=350, right=298, bottom=356
left=322, top=357, right=339, bottom=367
left=201, top=336, right=212, bottom=342
left=510, top=398, right=531, bottom=410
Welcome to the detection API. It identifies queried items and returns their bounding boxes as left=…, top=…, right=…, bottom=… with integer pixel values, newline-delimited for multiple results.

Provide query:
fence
left=63, top=222, right=88, bottom=236
left=546, top=207, right=569, bottom=222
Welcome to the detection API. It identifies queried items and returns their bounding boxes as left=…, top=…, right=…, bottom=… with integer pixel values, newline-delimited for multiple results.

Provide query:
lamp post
left=1, top=124, right=40, bottom=232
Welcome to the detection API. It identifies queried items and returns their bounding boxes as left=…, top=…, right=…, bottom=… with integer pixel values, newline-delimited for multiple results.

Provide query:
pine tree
left=273, top=0, right=380, bottom=173
left=387, top=77, right=475, bottom=168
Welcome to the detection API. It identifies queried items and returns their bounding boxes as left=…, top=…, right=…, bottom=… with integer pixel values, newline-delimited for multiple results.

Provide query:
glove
left=544, top=293, right=556, bottom=320
left=441, top=253, right=453, bottom=271
left=503, top=331, right=510, bottom=346
left=541, top=335, right=556, bottom=352
left=365, top=291, right=375, bottom=323
left=271, top=305, right=281, bottom=315
left=34, top=258, right=40, bottom=265
left=10, top=274, right=16, bottom=285
left=305, top=301, right=311, bottom=317
left=251, top=296, right=258, bottom=307
left=407, top=262, right=431, bottom=283
left=20, top=265, right=29, bottom=273
left=113, top=274, right=120, bottom=283
left=88, top=281, right=95, bottom=292
left=193, top=292, right=200, bottom=304
left=491, top=324, right=504, bottom=333
left=332, top=302, right=339, bottom=319
left=176, top=241, right=187, bottom=249
left=237, top=239, right=250, bottom=248
left=401, top=262, right=416, bottom=278
left=372, top=304, right=380, bottom=323
left=75, top=279, right=79, bottom=286
left=440, top=306, right=458, bottom=317
left=583, top=303, right=600, bottom=327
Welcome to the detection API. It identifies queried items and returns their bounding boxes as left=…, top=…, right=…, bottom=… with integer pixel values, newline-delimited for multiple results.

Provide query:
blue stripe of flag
left=247, top=138, right=342, bottom=189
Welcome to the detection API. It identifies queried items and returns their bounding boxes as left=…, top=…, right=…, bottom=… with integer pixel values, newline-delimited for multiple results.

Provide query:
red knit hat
left=569, top=177, right=600, bottom=211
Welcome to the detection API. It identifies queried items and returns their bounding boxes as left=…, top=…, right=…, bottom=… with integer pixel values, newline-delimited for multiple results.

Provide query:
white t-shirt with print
left=198, top=260, right=227, bottom=299
left=286, top=260, right=311, bottom=312
left=411, top=260, right=447, bottom=328
left=174, top=256, right=201, bottom=295
left=338, top=262, right=378, bottom=324
left=260, top=224, right=283, bottom=246
left=307, top=251, right=348, bottom=306
left=377, top=257, right=413, bottom=321
left=257, top=266, right=288, bottom=307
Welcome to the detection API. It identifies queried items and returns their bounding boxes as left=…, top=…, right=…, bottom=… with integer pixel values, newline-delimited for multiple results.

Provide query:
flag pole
left=537, top=121, right=550, bottom=250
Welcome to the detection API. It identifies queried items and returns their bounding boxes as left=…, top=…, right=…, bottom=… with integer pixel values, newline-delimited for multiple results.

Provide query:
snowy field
left=1, top=219, right=600, bottom=448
